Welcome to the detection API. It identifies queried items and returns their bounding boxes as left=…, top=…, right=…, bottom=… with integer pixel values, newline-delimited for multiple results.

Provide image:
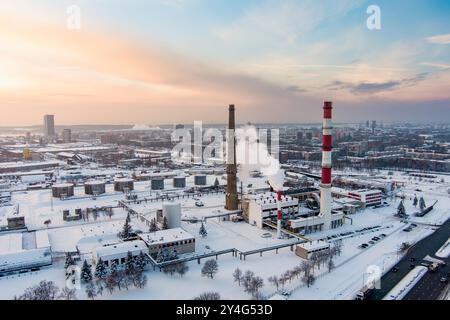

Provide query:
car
left=440, top=277, right=448, bottom=283
left=411, top=223, right=417, bottom=227
left=195, top=201, right=204, bottom=207
left=391, top=267, right=399, bottom=273
left=372, top=237, right=380, bottom=241
left=261, top=233, right=272, bottom=238
left=380, top=234, right=387, bottom=237
left=369, top=241, right=375, bottom=245
left=205, top=245, right=211, bottom=249
left=403, top=228, right=411, bottom=232
left=281, top=291, right=291, bottom=297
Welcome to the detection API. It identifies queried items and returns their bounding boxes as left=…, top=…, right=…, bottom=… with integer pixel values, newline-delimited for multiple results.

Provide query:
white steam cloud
left=235, top=125, right=284, bottom=190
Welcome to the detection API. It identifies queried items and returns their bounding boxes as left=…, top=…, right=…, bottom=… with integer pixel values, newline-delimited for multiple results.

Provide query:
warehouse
left=138, top=228, right=195, bottom=256
left=93, top=240, right=148, bottom=267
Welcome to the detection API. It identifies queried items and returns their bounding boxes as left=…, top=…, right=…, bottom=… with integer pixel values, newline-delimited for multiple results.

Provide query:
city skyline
left=0, top=0, right=449, bottom=126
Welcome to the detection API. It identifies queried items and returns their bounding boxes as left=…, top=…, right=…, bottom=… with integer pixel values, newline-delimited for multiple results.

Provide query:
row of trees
left=15, top=280, right=76, bottom=300
left=233, top=268, right=264, bottom=299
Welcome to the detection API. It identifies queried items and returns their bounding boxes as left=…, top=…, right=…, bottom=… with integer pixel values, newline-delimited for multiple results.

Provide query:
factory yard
left=1, top=166, right=449, bottom=300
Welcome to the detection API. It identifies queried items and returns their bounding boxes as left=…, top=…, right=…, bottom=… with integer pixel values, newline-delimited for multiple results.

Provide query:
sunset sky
left=0, top=0, right=449, bottom=125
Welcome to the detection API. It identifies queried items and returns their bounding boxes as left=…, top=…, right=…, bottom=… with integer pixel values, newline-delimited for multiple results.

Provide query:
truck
left=355, top=283, right=375, bottom=300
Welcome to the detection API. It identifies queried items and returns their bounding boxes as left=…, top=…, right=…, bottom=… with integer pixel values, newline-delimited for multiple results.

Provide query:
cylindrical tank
left=84, top=180, right=106, bottom=195
left=52, top=183, right=74, bottom=198
left=194, top=175, right=207, bottom=186
left=151, top=179, right=164, bottom=190
left=162, top=202, right=181, bottom=229
left=173, top=176, right=186, bottom=188
left=114, top=178, right=134, bottom=192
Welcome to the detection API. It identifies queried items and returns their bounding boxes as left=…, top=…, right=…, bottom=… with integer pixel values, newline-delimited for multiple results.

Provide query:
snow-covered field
left=0, top=169, right=449, bottom=300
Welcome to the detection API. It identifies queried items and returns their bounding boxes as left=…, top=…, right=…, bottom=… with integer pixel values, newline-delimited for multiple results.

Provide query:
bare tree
left=194, top=292, right=221, bottom=300
left=327, top=259, right=335, bottom=273
left=233, top=268, right=243, bottom=286
left=245, top=276, right=264, bottom=298
left=59, top=287, right=77, bottom=300
left=85, top=282, right=97, bottom=300
left=201, top=259, right=219, bottom=279
left=268, top=275, right=280, bottom=291
left=16, top=281, right=60, bottom=300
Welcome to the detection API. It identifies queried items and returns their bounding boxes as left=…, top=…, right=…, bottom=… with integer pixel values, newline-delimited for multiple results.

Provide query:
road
left=368, top=217, right=450, bottom=300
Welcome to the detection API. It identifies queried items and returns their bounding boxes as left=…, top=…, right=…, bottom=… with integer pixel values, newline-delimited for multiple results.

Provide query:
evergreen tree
left=149, top=218, right=158, bottom=232
left=119, top=214, right=133, bottom=239
left=80, top=260, right=93, bottom=283
left=135, top=252, right=149, bottom=272
left=94, top=258, right=108, bottom=280
left=125, top=251, right=136, bottom=277
left=199, top=222, right=208, bottom=238
left=419, top=197, right=426, bottom=211
left=162, top=216, right=169, bottom=230
left=413, top=195, right=418, bottom=207
left=64, top=252, right=75, bottom=269
left=214, top=178, right=220, bottom=188
left=397, top=200, right=406, bottom=216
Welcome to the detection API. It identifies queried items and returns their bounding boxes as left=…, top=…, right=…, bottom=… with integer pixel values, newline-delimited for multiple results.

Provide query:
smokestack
left=276, top=191, right=282, bottom=238
left=320, top=101, right=333, bottom=230
left=225, top=104, right=238, bottom=211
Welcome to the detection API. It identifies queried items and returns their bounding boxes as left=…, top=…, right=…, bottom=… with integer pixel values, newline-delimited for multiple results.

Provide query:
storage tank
left=52, top=183, right=74, bottom=198
left=114, top=178, right=134, bottom=192
left=151, top=179, right=164, bottom=190
left=162, top=202, right=181, bottom=229
left=84, top=180, right=106, bottom=195
left=194, top=175, right=207, bottom=186
left=173, top=176, right=186, bottom=188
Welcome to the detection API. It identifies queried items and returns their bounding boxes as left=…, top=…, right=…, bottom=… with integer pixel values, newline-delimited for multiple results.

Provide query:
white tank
left=162, top=202, right=181, bottom=229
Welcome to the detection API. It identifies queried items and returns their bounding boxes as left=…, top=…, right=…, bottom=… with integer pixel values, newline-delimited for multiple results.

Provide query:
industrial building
left=84, top=180, right=106, bottom=195
left=295, top=240, right=330, bottom=259
left=347, top=189, right=383, bottom=207
left=93, top=240, right=148, bottom=267
left=0, top=231, right=52, bottom=275
left=52, top=183, right=74, bottom=198
left=138, top=228, right=195, bottom=256
left=244, top=192, right=299, bottom=228
left=194, top=175, right=207, bottom=186
left=151, top=179, right=165, bottom=190
left=114, top=178, right=134, bottom=193
left=173, top=176, right=186, bottom=188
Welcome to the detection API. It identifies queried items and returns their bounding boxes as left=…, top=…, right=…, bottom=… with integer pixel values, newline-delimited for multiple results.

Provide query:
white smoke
left=235, top=125, right=284, bottom=190
left=132, top=124, right=151, bottom=130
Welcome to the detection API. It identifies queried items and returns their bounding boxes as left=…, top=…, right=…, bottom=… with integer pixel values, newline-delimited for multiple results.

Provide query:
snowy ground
left=0, top=169, right=449, bottom=300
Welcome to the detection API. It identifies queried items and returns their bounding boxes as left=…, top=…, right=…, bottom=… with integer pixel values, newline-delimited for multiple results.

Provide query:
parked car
left=195, top=201, right=204, bottom=207
left=261, top=233, right=272, bottom=238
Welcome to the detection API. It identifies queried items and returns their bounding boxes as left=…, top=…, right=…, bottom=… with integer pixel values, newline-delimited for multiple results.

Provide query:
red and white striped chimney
left=276, top=191, right=282, bottom=238
left=320, top=101, right=333, bottom=230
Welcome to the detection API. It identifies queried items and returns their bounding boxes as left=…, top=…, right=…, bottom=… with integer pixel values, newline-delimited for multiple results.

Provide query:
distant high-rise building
left=43, top=115, right=55, bottom=138
left=371, top=120, right=377, bottom=133
left=175, top=124, right=185, bottom=130
left=62, top=129, right=72, bottom=143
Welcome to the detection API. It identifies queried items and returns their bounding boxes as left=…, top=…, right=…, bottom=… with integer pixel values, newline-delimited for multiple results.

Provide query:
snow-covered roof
left=52, top=183, right=73, bottom=188
left=35, top=230, right=50, bottom=249
left=0, top=233, right=23, bottom=253
left=139, top=228, right=194, bottom=246
left=95, top=240, right=148, bottom=260
left=297, top=240, right=330, bottom=251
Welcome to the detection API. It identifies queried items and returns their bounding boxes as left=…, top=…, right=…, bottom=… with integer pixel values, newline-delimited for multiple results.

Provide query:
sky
left=0, top=0, right=449, bottom=125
